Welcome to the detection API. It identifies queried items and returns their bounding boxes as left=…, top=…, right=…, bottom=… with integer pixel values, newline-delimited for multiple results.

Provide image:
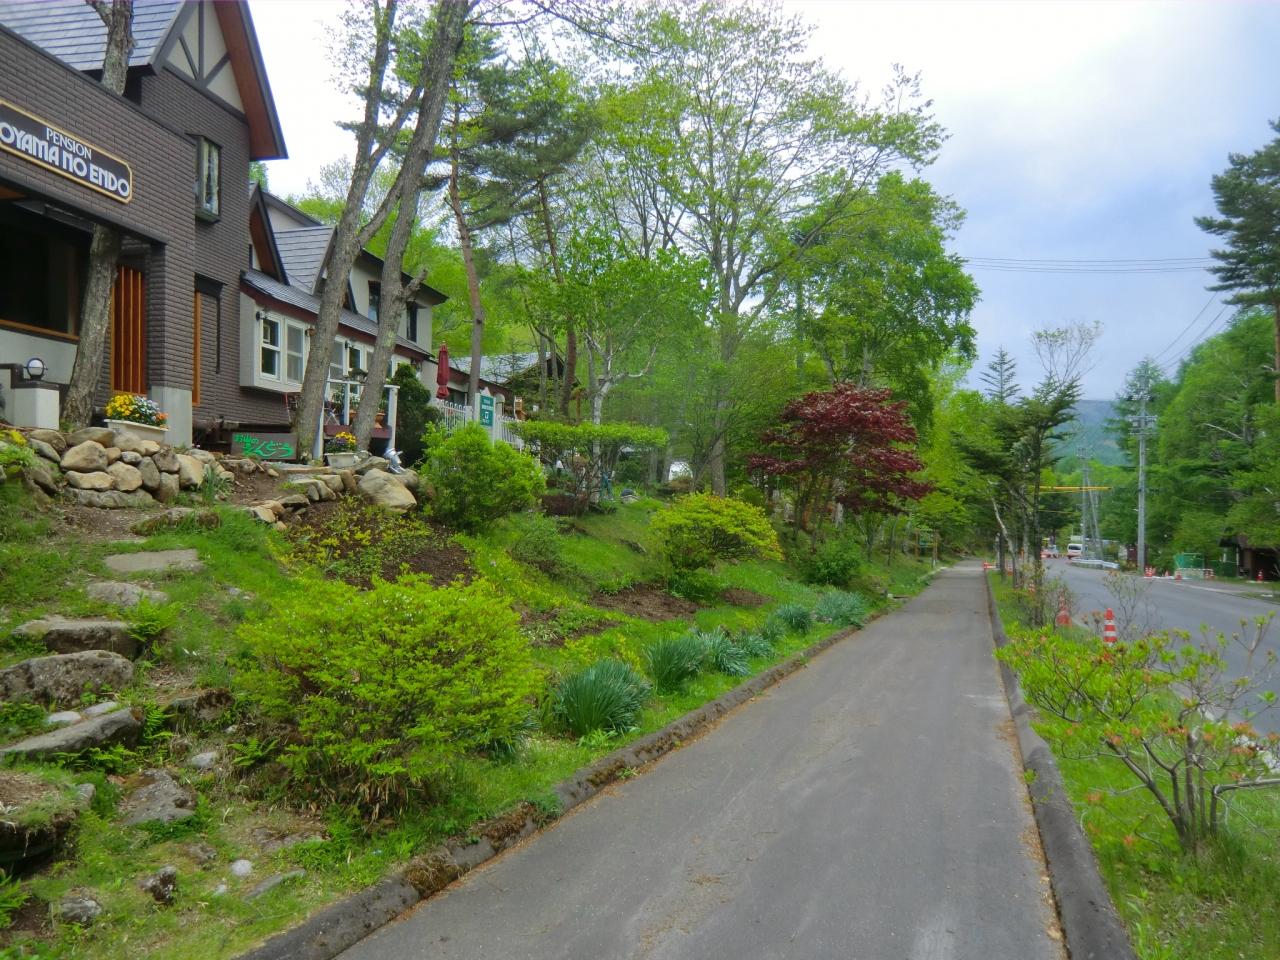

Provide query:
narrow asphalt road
left=1052, top=561, right=1280, bottom=735
left=339, top=563, right=1062, bottom=960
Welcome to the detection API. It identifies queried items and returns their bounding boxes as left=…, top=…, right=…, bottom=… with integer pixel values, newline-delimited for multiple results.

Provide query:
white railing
left=496, top=414, right=523, bottom=449
left=436, top=399, right=471, bottom=433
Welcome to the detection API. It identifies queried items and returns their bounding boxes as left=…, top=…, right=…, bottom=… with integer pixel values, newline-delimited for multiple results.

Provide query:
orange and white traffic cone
left=1144, top=566, right=1154, bottom=579
left=1175, top=569, right=1182, bottom=582
left=1103, top=608, right=1118, bottom=644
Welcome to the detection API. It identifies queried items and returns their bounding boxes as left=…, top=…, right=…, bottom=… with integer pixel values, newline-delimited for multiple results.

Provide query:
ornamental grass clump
left=813, top=590, right=871, bottom=627
left=700, top=627, right=750, bottom=677
left=737, top=631, right=773, bottom=659
left=644, top=633, right=708, bottom=691
left=553, top=659, right=649, bottom=737
left=236, top=575, right=538, bottom=818
left=774, top=603, right=812, bottom=634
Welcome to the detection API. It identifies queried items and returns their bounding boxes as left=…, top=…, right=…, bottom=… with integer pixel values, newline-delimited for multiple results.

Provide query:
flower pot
left=105, top=419, right=168, bottom=445
left=325, top=452, right=358, bottom=468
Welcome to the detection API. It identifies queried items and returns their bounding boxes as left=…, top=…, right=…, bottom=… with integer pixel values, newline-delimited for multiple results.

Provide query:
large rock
left=106, top=462, right=144, bottom=492
left=353, top=456, right=390, bottom=475
left=167, top=688, right=233, bottom=729
left=103, top=549, right=204, bottom=575
left=138, top=439, right=161, bottom=457
left=27, top=428, right=66, bottom=453
left=104, top=447, right=122, bottom=464
left=155, top=472, right=180, bottom=503
left=152, top=448, right=180, bottom=474
left=12, top=617, right=137, bottom=658
left=186, top=448, right=217, bottom=465
left=119, top=450, right=143, bottom=465
left=112, top=432, right=151, bottom=455
left=120, top=769, right=195, bottom=826
left=358, top=469, right=417, bottom=512
left=0, top=772, right=81, bottom=874
left=28, top=437, right=60, bottom=463
left=60, top=441, right=108, bottom=472
left=65, top=426, right=115, bottom=447
left=86, top=580, right=167, bottom=609
left=138, top=457, right=162, bottom=491
left=63, top=488, right=154, bottom=509
left=53, top=894, right=103, bottom=925
left=65, top=470, right=114, bottom=491
left=0, top=650, right=134, bottom=707
left=317, top=474, right=344, bottom=494
left=0, top=706, right=141, bottom=761
left=175, top=454, right=205, bottom=489
left=24, top=460, right=59, bottom=495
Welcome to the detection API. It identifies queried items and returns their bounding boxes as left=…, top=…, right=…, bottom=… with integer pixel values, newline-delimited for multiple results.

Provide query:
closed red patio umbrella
left=435, top=342, right=450, bottom=399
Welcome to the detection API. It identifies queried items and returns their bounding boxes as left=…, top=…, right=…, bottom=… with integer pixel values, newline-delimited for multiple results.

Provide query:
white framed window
left=196, top=137, right=221, bottom=218
left=259, top=312, right=281, bottom=379
left=286, top=323, right=306, bottom=383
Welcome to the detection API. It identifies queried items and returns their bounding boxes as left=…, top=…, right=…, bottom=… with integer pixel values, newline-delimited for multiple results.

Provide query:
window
left=407, top=303, right=418, bottom=342
left=286, top=324, right=305, bottom=382
left=329, top=339, right=344, bottom=385
left=259, top=312, right=280, bottom=378
left=196, top=138, right=221, bottom=218
left=367, top=282, right=380, bottom=323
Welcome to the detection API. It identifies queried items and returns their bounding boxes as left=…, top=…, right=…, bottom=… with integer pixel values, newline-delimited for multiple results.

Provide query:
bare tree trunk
left=447, top=102, right=487, bottom=405
left=535, top=178, right=574, bottom=418
left=353, top=0, right=468, bottom=448
left=64, top=0, right=133, bottom=429
left=1274, top=300, right=1280, bottom=405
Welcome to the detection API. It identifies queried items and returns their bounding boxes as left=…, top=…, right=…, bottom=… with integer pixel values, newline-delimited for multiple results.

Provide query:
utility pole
left=1127, top=372, right=1157, bottom=572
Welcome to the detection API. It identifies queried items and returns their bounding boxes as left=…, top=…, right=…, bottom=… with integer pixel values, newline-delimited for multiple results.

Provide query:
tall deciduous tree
left=64, top=0, right=133, bottom=429
left=1196, top=120, right=1280, bottom=403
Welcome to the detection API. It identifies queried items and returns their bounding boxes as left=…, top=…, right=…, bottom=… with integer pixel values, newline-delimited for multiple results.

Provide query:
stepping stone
left=1, top=707, right=140, bottom=762
left=11, top=617, right=137, bottom=658
left=85, top=581, right=168, bottom=609
left=53, top=893, right=102, bottom=925
left=103, top=549, right=204, bottom=575
left=82, top=700, right=120, bottom=718
left=0, top=650, right=134, bottom=707
left=245, top=869, right=305, bottom=901
left=120, top=769, right=196, bottom=826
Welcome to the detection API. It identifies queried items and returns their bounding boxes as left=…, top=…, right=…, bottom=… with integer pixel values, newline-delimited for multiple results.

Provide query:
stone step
left=85, top=580, right=169, bottom=609
left=1, top=706, right=141, bottom=762
left=103, top=549, right=204, bottom=575
left=12, top=616, right=138, bottom=658
left=0, top=650, right=134, bottom=708
left=0, top=771, right=83, bottom=873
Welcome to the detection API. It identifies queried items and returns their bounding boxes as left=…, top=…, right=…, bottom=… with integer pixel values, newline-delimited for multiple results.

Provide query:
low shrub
left=701, top=628, right=750, bottom=677
left=553, top=659, right=649, bottom=736
left=797, top=536, right=863, bottom=587
left=737, top=631, right=773, bottom=658
left=813, top=590, right=871, bottom=627
left=644, top=633, right=707, bottom=691
left=286, top=498, right=455, bottom=587
left=420, top=424, right=545, bottom=533
left=509, top=513, right=565, bottom=576
left=758, top=615, right=786, bottom=646
left=0, top=701, right=46, bottom=739
left=667, top=568, right=722, bottom=604
left=650, top=493, right=782, bottom=571
left=773, top=603, right=812, bottom=633
left=237, top=576, right=538, bottom=817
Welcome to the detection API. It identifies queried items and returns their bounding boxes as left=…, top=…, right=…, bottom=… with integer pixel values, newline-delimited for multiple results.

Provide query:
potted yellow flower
left=324, top=430, right=359, bottom=467
left=104, top=393, right=168, bottom=444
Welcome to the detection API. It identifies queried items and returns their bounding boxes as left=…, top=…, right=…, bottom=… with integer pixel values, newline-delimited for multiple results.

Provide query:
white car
left=1066, top=542, right=1083, bottom=559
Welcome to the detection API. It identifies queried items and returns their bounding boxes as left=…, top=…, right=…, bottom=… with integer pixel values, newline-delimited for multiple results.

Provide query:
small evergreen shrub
left=644, top=633, right=708, bottom=691
left=650, top=493, right=782, bottom=571
left=813, top=590, right=871, bottom=627
left=798, top=537, right=863, bottom=587
left=774, top=603, right=812, bottom=633
left=701, top=628, right=750, bottom=677
left=420, top=424, right=545, bottom=532
left=667, top=568, right=723, bottom=604
left=509, top=513, right=565, bottom=575
left=237, top=576, right=538, bottom=816
left=553, top=659, right=649, bottom=737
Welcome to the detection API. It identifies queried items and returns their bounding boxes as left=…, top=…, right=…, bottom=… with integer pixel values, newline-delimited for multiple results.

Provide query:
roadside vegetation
left=990, top=573, right=1280, bottom=960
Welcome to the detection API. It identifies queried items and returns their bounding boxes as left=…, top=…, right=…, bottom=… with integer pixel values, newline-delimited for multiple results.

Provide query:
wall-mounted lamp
left=255, top=310, right=268, bottom=323
left=24, top=357, right=46, bottom=381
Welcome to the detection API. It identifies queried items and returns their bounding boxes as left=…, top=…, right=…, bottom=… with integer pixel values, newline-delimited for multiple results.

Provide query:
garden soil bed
left=720, top=588, right=769, bottom=607
left=589, top=585, right=699, bottom=621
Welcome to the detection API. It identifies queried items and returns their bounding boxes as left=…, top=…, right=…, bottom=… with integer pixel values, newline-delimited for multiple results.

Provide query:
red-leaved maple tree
left=748, top=384, right=930, bottom=540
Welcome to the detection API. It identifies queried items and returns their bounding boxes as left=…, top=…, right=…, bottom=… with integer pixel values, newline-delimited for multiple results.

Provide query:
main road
left=1052, top=560, right=1280, bottom=735
left=339, top=563, right=1063, bottom=960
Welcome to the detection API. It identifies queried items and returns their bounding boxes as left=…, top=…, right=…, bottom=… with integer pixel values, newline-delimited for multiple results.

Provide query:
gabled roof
left=274, top=226, right=333, bottom=295
left=242, top=269, right=428, bottom=358
left=0, top=0, right=286, bottom=160
left=452, top=352, right=561, bottom=384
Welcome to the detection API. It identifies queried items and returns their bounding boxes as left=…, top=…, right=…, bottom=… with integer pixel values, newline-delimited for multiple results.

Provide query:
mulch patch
left=518, top=608, right=618, bottom=647
left=287, top=501, right=473, bottom=588
left=720, top=587, right=770, bottom=608
left=0, top=897, right=51, bottom=946
left=590, top=584, right=699, bottom=622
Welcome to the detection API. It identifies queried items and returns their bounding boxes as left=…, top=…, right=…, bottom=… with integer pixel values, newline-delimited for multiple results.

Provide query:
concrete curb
left=984, top=575, right=1137, bottom=960
left=237, top=620, right=863, bottom=960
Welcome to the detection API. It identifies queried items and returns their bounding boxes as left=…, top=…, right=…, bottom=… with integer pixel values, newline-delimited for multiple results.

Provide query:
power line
left=963, top=256, right=1213, bottom=264
left=960, top=255, right=1213, bottom=275
left=1150, top=292, right=1218, bottom=363
left=1155, top=303, right=1233, bottom=375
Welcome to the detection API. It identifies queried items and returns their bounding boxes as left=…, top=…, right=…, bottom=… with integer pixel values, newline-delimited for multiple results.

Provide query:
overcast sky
left=250, top=0, right=1280, bottom=401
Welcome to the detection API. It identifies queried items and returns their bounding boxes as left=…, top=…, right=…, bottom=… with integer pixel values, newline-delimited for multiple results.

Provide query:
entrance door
left=110, top=264, right=146, bottom=394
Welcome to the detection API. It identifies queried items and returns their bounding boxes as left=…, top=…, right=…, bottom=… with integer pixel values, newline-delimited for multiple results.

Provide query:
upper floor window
left=196, top=137, right=221, bottom=219
left=367, top=282, right=381, bottom=323
left=407, top=303, right=418, bottom=342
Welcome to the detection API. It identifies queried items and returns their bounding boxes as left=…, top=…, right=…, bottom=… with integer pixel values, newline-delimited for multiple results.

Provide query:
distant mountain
left=1056, top=399, right=1127, bottom=467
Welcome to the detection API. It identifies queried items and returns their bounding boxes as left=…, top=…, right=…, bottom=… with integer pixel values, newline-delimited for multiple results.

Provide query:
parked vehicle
left=1066, top=542, right=1083, bottom=559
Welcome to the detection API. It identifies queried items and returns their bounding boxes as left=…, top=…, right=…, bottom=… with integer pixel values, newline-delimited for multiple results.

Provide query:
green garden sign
left=479, top=394, right=494, bottom=426
left=231, top=431, right=298, bottom=461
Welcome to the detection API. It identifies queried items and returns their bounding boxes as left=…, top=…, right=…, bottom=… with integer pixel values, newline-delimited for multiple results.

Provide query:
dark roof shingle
left=0, top=0, right=181, bottom=71
left=273, top=226, right=332, bottom=294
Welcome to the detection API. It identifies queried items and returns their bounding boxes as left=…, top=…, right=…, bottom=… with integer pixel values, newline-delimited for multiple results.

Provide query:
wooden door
left=110, top=265, right=146, bottom=394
